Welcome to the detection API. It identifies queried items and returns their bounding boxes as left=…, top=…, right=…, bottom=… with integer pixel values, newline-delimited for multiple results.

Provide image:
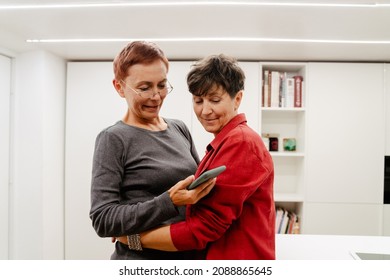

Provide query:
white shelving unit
left=260, top=62, right=307, bottom=233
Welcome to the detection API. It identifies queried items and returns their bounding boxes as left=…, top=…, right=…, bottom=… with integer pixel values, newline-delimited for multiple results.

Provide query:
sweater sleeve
left=170, top=129, right=272, bottom=250
left=89, top=130, right=179, bottom=237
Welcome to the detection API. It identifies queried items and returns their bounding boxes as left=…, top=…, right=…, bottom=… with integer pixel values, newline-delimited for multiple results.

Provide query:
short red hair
left=113, top=41, right=169, bottom=81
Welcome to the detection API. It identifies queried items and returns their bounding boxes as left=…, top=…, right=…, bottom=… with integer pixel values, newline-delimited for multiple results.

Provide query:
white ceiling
left=1, top=0, right=390, bottom=62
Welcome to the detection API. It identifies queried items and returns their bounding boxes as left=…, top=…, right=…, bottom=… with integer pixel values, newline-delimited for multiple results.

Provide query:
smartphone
left=187, top=165, right=226, bottom=190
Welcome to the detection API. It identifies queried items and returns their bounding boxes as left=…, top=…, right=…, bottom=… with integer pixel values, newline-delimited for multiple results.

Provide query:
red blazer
left=170, top=114, right=275, bottom=260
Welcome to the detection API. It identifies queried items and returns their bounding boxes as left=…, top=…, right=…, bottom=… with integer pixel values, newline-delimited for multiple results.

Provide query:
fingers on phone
left=203, top=178, right=216, bottom=190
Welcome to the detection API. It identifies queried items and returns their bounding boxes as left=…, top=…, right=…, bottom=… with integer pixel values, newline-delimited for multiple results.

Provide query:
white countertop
left=276, top=234, right=390, bottom=260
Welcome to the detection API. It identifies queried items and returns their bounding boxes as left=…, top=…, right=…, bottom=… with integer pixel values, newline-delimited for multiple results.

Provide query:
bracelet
left=127, top=234, right=143, bottom=251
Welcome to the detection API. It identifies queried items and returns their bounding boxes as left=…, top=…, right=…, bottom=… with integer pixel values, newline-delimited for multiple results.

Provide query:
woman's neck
left=122, top=111, right=167, bottom=131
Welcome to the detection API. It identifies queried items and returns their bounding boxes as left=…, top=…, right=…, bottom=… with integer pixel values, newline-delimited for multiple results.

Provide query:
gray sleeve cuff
left=157, top=191, right=179, bottom=217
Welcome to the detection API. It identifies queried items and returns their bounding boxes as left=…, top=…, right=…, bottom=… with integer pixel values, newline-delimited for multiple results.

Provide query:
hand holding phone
left=187, top=165, right=226, bottom=190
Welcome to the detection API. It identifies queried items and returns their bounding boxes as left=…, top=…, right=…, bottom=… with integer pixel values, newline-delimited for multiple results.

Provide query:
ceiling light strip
left=2, top=2, right=390, bottom=10
left=26, top=38, right=390, bottom=44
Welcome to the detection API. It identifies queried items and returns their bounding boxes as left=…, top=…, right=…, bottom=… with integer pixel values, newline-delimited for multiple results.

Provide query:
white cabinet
left=164, top=61, right=194, bottom=130
left=305, top=63, right=385, bottom=235
left=65, top=62, right=123, bottom=259
left=238, top=62, right=261, bottom=132
left=304, top=203, right=383, bottom=236
left=306, top=63, right=384, bottom=204
left=384, top=205, right=390, bottom=236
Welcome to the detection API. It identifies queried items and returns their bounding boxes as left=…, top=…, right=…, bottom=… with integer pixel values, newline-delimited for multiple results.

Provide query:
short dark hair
left=113, top=41, right=169, bottom=81
left=187, top=54, right=245, bottom=98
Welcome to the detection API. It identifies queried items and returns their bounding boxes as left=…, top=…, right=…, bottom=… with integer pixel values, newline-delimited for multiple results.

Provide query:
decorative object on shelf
left=283, top=138, right=296, bottom=151
left=269, top=137, right=279, bottom=151
left=262, top=133, right=280, bottom=151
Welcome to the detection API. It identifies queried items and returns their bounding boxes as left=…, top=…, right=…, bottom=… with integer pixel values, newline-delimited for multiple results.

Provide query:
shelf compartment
left=272, top=156, right=305, bottom=196
left=261, top=109, right=305, bottom=153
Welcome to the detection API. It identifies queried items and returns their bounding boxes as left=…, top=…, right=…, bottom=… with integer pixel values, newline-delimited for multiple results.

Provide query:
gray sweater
left=90, top=119, right=199, bottom=259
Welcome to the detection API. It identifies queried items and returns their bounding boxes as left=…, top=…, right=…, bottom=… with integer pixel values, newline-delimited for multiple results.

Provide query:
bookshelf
left=260, top=62, right=307, bottom=233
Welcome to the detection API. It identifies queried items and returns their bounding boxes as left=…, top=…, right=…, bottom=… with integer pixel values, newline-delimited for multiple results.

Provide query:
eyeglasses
left=121, top=79, right=173, bottom=98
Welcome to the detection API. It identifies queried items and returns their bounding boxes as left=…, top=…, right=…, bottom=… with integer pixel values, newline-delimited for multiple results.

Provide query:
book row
left=275, top=207, right=300, bottom=234
left=262, top=70, right=304, bottom=108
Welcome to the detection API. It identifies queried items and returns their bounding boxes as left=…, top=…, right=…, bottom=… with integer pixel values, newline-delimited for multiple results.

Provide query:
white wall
left=304, top=63, right=385, bottom=235
left=0, top=55, right=11, bottom=259
left=65, top=62, right=125, bottom=259
left=9, top=51, right=66, bottom=259
left=384, top=205, right=390, bottom=236
left=306, top=63, right=384, bottom=204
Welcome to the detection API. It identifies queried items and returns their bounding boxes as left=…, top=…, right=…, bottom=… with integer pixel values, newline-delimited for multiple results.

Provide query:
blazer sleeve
left=170, top=130, right=272, bottom=250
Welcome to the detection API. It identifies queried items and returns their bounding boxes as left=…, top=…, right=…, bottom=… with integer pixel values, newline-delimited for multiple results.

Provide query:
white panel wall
left=304, top=63, right=385, bottom=236
left=10, top=51, right=65, bottom=259
left=306, top=63, right=385, bottom=204
left=304, top=203, right=383, bottom=236
left=165, top=61, right=214, bottom=156
left=164, top=61, right=194, bottom=129
left=237, top=61, right=260, bottom=133
left=65, top=62, right=125, bottom=259
left=384, top=205, right=390, bottom=236
left=0, top=55, right=11, bottom=259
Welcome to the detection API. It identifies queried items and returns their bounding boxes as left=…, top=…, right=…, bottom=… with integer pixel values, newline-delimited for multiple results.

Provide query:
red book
left=293, top=75, right=303, bottom=108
